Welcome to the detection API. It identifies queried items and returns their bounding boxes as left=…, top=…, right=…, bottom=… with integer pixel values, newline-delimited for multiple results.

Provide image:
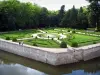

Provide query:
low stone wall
left=0, top=39, right=100, bottom=66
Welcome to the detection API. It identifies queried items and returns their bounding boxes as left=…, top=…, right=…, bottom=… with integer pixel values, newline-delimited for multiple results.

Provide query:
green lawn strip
left=75, top=29, right=100, bottom=35
left=79, top=40, right=100, bottom=47
left=62, top=34, right=100, bottom=47
left=0, top=29, right=38, bottom=39
left=23, top=39, right=60, bottom=48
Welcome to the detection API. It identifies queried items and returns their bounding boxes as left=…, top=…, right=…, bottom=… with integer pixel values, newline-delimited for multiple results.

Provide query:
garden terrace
left=0, top=28, right=100, bottom=48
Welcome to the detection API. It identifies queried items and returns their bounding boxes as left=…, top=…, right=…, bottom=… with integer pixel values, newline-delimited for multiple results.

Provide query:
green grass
left=0, top=29, right=38, bottom=39
left=63, top=34, right=100, bottom=47
left=0, top=28, right=100, bottom=47
left=23, top=39, right=60, bottom=48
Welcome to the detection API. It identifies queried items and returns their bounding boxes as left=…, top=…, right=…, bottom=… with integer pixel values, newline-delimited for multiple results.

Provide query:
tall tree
left=39, top=7, right=48, bottom=28
left=77, top=7, right=88, bottom=29
left=60, top=9, right=71, bottom=27
left=58, top=5, right=65, bottom=27
left=86, top=0, right=100, bottom=31
left=69, top=6, right=78, bottom=28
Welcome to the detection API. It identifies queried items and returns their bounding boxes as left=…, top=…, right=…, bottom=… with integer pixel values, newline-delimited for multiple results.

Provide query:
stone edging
left=0, top=39, right=100, bottom=66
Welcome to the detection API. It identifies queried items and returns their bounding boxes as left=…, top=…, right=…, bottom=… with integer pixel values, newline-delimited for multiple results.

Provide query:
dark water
left=0, top=50, right=100, bottom=75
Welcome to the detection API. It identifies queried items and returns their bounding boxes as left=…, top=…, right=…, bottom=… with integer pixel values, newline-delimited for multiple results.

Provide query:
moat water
left=0, top=50, right=100, bottom=75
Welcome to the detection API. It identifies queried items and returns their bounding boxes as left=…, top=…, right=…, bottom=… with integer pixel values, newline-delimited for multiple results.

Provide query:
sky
left=19, top=0, right=89, bottom=10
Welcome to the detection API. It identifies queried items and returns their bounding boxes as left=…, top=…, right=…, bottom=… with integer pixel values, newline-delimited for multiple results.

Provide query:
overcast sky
left=19, top=0, right=89, bottom=10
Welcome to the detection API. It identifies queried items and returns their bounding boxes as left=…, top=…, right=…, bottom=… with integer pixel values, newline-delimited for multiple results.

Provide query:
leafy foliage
left=0, top=0, right=99, bottom=32
left=12, top=38, right=17, bottom=42
left=6, top=37, right=10, bottom=40
left=71, top=42, right=78, bottom=47
left=60, top=41, right=67, bottom=48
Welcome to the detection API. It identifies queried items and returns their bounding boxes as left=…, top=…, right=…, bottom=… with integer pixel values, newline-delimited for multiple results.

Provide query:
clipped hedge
left=72, top=30, right=76, bottom=33
left=71, top=42, right=78, bottom=47
left=12, top=38, right=17, bottom=42
left=6, top=37, right=10, bottom=40
left=60, top=41, right=67, bottom=48
left=33, top=43, right=37, bottom=46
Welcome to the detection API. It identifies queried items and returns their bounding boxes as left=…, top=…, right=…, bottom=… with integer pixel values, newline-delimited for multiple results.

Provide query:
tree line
left=0, top=0, right=99, bottom=31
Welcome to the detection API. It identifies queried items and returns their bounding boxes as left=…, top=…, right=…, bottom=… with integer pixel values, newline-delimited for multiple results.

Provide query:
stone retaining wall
left=0, top=39, right=100, bottom=66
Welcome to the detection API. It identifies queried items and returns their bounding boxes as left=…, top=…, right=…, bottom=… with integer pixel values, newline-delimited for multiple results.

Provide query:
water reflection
left=0, top=64, right=100, bottom=75
left=64, top=70, right=100, bottom=75
left=0, top=64, right=47, bottom=75
left=0, top=50, right=100, bottom=75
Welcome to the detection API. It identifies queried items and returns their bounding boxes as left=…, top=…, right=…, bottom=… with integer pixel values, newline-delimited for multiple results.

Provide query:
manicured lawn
left=0, top=29, right=38, bottom=39
left=63, top=34, right=100, bottom=47
left=23, top=39, right=60, bottom=48
left=0, top=28, right=100, bottom=47
left=75, top=29, right=100, bottom=35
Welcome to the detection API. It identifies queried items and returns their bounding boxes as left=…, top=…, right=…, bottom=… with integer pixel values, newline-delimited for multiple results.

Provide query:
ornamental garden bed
left=0, top=28, right=100, bottom=48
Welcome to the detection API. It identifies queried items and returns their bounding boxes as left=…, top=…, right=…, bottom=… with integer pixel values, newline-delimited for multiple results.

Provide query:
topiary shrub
left=58, top=37, right=60, bottom=40
left=12, top=38, right=17, bottom=42
left=93, top=41, right=96, bottom=44
left=60, top=41, right=67, bottom=48
left=72, top=30, right=76, bottom=33
left=67, top=30, right=70, bottom=32
left=35, top=36, right=37, bottom=39
left=33, top=43, right=37, bottom=46
left=52, top=38, right=54, bottom=40
left=71, top=42, right=78, bottom=47
left=6, top=37, right=10, bottom=40
left=48, top=36, right=49, bottom=39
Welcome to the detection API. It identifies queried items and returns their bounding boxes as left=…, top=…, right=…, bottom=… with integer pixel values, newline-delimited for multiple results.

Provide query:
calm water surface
left=0, top=50, right=100, bottom=75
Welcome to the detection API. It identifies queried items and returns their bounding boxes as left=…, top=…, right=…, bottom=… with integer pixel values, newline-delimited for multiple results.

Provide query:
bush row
left=5, top=37, right=17, bottom=42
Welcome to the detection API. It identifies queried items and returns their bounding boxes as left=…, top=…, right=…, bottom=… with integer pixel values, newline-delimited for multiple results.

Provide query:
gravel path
left=17, top=30, right=73, bottom=48
left=76, top=32, right=100, bottom=37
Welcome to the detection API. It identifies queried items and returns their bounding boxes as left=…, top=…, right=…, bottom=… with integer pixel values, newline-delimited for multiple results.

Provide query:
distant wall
left=0, top=39, right=100, bottom=66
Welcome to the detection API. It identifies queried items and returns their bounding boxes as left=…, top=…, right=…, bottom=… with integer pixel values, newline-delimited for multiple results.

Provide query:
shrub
left=60, top=41, right=67, bottom=48
left=6, top=37, right=10, bottom=40
left=52, top=38, right=54, bottom=40
left=93, top=41, right=96, bottom=44
left=71, top=42, right=78, bottom=47
left=12, top=38, right=17, bottom=42
left=72, top=30, right=76, bottom=33
left=48, top=36, right=49, bottom=39
left=33, top=43, right=37, bottom=46
left=58, top=37, right=59, bottom=40
left=67, top=30, right=70, bottom=32
left=35, top=36, right=37, bottom=39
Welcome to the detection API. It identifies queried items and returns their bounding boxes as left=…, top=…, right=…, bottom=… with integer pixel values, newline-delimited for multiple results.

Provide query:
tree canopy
left=0, top=0, right=99, bottom=31
left=86, top=0, right=100, bottom=31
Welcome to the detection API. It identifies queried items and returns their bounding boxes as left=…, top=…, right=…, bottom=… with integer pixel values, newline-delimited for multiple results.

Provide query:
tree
left=61, top=6, right=78, bottom=28
left=0, top=0, right=96, bottom=31
left=39, top=7, right=48, bottom=28
left=58, top=5, right=65, bottom=27
left=86, top=0, right=100, bottom=31
left=77, top=7, right=88, bottom=29
left=69, top=6, right=78, bottom=28
left=60, top=9, right=71, bottom=27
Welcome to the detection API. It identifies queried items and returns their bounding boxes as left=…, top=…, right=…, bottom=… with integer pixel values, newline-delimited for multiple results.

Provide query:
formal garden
left=0, top=0, right=99, bottom=48
left=0, top=28, right=100, bottom=48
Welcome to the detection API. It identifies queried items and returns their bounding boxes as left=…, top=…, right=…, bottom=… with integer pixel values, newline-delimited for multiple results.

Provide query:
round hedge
left=71, top=42, right=78, bottom=47
left=12, top=38, right=17, bottom=42
left=60, top=41, right=67, bottom=48
left=6, top=37, right=10, bottom=40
